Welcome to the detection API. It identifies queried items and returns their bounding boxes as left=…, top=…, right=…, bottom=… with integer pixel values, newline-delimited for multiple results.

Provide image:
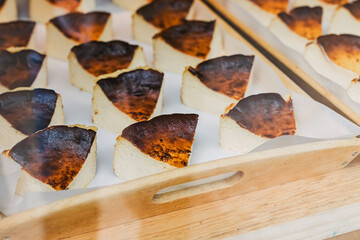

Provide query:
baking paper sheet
left=1, top=2, right=360, bottom=216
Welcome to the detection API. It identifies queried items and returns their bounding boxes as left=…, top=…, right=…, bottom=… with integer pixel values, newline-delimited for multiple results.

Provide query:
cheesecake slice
left=269, top=6, right=322, bottom=53
left=113, top=0, right=152, bottom=11
left=304, top=34, right=360, bottom=89
left=69, top=40, right=146, bottom=92
left=0, top=88, right=64, bottom=150
left=0, top=0, right=17, bottom=22
left=220, top=93, right=296, bottom=153
left=182, top=54, right=255, bottom=115
left=328, top=1, right=360, bottom=36
left=113, top=113, right=198, bottom=180
left=0, top=21, right=36, bottom=51
left=133, top=0, right=195, bottom=44
left=47, top=12, right=113, bottom=61
left=30, top=0, right=96, bottom=23
left=2, top=125, right=97, bottom=195
left=92, top=68, right=164, bottom=134
left=153, top=20, right=222, bottom=74
left=0, top=49, right=47, bottom=93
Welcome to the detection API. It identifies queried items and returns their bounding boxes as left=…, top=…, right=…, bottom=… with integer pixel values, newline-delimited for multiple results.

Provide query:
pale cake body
left=0, top=0, right=17, bottom=22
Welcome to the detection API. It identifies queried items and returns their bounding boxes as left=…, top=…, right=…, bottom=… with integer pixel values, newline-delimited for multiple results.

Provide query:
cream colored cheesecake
left=348, top=78, right=360, bottom=103
left=30, top=0, right=96, bottom=23
left=2, top=125, right=97, bottom=195
left=0, top=49, right=47, bottom=93
left=113, top=0, right=152, bottom=11
left=0, top=21, right=37, bottom=51
left=181, top=54, right=255, bottom=115
left=220, top=93, right=296, bottom=153
left=92, top=67, right=164, bottom=134
left=47, top=11, right=113, bottom=61
left=328, top=1, right=360, bottom=36
left=153, top=20, right=222, bottom=74
left=269, top=6, right=322, bottom=53
left=304, top=34, right=360, bottom=89
left=0, top=88, right=64, bottom=150
left=0, top=0, right=17, bottom=22
left=113, top=113, right=198, bottom=180
left=133, top=0, right=195, bottom=44
left=69, top=40, right=146, bottom=92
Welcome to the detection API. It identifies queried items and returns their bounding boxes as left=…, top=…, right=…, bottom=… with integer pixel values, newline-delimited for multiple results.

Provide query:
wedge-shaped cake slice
left=0, top=0, right=17, bottom=22
left=133, top=0, right=195, bottom=44
left=328, top=1, right=360, bottom=36
left=220, top=93, right=296, bottom=153
left=93, top=68, right=164, bottom=134
left=182, top=54, right=255, bottom=115
left=2, top=125, right=97, bottom=195
left=30, top=0, right=96, bottom=23
left=113, top=0, right=152, bottom=11
left=0, top=21, right=36, bottom=51
left=113, top=113, right=198, bottom=180
left=69, top=40, right=146, bottom=92
left=47, top=11, right=112, bottom=61
left=0, top=88, right=64, bottom=150
left=0, top=49, right=47, bottom=93
left=269, top=7, right=322, bottom=53
left=304, top=34, right=360, bottom=89
left=153, top=20, right=222, bottom=74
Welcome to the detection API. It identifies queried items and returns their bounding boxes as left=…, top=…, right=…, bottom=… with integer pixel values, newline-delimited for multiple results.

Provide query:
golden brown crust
left=188, top=54, right=254, bottom=100
left=154, top=20, right=215, bottom=58
left=344, top=1, right=360, bottom=20
left=121, top=114, right=198, bottom=168
left=279, top=7, right=322, bottom=40
left=47, top=0, right=81, bottom=11
left=97, top=69, right=163, bottom=121
left=317, top=34, right=360, bottom=75
left=8, top=126, right=96, bottom=190
left=320, top=0, right=347, bottom=4
left=251, top=0, right=289, bottom=14
left=0, top=49, right=45, bottom=90
left=136, top=0, right=193, bottom=29
left=0, top=21, right=36, bottom=50
left=225, top=93, right=296, bottom=138
left=50, top=12, right=110, bottom=43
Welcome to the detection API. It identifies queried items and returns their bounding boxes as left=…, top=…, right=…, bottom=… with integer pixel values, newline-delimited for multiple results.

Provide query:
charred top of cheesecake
left=97, top=69, right=163, bottom=121
left=188, top=54, right=254, bottom=100
left=47, top=0, right=81, bottom=11
left=278, top=7, right=322, bottom=40
left=0, top=50, right=45, bottom=90
left=7, top=126, right=96, bottom=190
left=50, top=12, right=110, bottom=43
left=225, top=93, right=296, bottom=138
left=72, top=41, right=139, bottom=77
left=121, top=114, right=198, bottom=167
left=0, top=0, right=5, bottom=9
left=344, top=1, right=360, bottom=20
left=317, top=34, right=360, bottom=75
left=0, top=21, right=36, bottom=50
left=251, top=0, right=289, bottom=14
left=0, top=89, right=58, bottom=135
left=320, top=0, right=347, bottom=4
left=154, top=20, right=215, bottom=58
left=136, top=0, right=193, bottom=29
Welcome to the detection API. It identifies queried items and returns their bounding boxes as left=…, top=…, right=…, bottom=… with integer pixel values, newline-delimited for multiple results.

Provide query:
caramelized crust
left=226, top=93, right=296, bottom=138
left=0, top=50, right=45, bottom=90
left=317, top=34, right=360, bottom=75
left=121, top=114, right=198, bottom=167
left=154, top=21, right=215, bottom=58
left=72, top=41, right=138, bottom=77
left=50, top=12, right=110, bottom=43
left=189, top=54, right=254, bottom=100
left=137, top=0, right=193, bottom=29
left=0, top=89, right=57, bottom=135
left=97, top=69, right=163, bottom=121
left=320, top=0, right=347, bottom=4
left=251, top=0, right=289, bottom=14
left=8, top=126, right=96, bottom=190
left=0, top=0, right=4, bottom=9
left=0, top=21, right=36, bottom=50
left=344, top=1, right=360, bottom=20
left=47, top=0, right=81, bottom=11
left=279, top=7, right=322, bottom=40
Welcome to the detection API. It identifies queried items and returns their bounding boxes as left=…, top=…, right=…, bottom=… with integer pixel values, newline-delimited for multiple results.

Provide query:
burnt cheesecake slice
left=113, top=0, right=152, bottom=11
left=30, top=0, right=96, bottom=23
left=269, top=7, right=322, bottom=53
left=153, top=20, right=222, bottom=74
left=0, top=49, right=47, bottom=93
left=0, top=88, right=64, bottom=150
left=220, top=93, right=296, bottom=153
left=133, top=0, right=195, bottom=44
left=182, top=54, right=255, bottom=115
left=0, top=0, right=17, bottom=22
left=47, top=12, right=113, bottom=61
left=0, top=21, right=36, bottom=51
left=92, top=68, right=164, bottom=134
left=329, top=1, right=360, bottom=36
left=113, top=113, right=198, bottom=180
left=69, top=40, right=146, bottom=92
left=2, top=125, right=97, bottom=195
